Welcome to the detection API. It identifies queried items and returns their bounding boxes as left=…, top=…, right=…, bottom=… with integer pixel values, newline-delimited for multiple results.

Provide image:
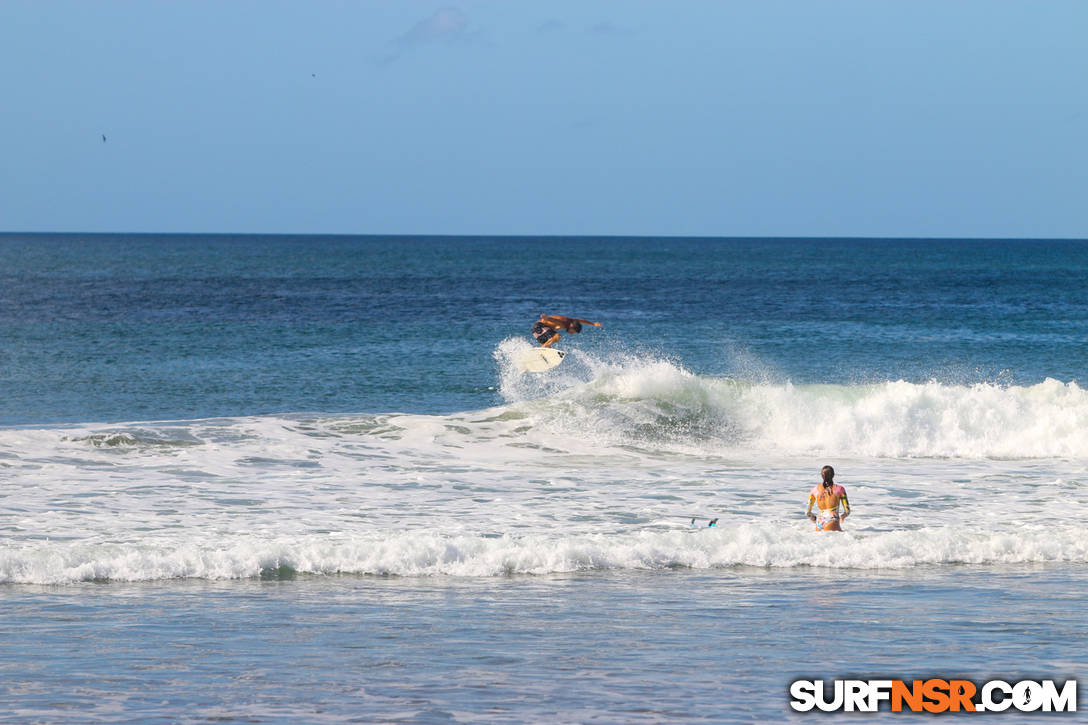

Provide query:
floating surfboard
left=516, top=347, right=566, bottom=373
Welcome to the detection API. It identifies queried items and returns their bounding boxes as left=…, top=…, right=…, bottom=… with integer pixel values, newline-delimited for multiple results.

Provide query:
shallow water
left=2, top=566, right=1085, bottom=723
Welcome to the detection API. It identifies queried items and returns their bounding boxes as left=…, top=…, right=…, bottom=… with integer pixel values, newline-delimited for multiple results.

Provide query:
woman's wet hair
left=569, top=321, right=583, bottom=333
left=820, top=465, right=835, bottom=486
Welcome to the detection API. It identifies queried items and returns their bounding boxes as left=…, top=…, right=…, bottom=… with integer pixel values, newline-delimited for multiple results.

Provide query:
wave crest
left=493, top=343, right=1088, bottom=458
left=5, top=525, right=1086, bottom=584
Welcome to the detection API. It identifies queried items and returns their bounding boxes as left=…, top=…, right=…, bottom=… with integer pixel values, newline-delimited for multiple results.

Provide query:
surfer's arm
left=539, top=315, right=568, bottom=328
left=806, top=494, right=816, bottom=520
left=541, top=315, right=601, bottom=327
left=840, top=492, right=850, bottom=518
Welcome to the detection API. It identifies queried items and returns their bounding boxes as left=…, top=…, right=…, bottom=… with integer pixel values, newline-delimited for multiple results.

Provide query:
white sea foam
left=3, top=524, right=1087, bottom=584
left=496, top=342, right=1088, bottom=459
left=1, top=352, right=1086, bottom=584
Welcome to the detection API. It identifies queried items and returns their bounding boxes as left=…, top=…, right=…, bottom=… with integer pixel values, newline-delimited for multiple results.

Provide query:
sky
left=1, top=0, right=1085, bottom=238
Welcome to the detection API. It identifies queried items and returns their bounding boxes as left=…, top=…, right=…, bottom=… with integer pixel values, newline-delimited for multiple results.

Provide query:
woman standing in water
left=806, top=465, right=851, bottom=531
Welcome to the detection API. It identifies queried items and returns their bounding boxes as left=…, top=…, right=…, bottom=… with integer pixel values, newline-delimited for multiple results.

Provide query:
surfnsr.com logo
left=789, top=679, right=1077, bottom=713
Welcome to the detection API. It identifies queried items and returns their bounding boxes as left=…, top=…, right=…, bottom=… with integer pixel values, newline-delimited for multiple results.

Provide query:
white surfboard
left=515, top=347, right=566, bottom=372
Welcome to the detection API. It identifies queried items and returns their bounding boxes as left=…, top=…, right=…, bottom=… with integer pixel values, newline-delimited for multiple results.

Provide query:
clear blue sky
left=1, top=1, right=1085, bottom=237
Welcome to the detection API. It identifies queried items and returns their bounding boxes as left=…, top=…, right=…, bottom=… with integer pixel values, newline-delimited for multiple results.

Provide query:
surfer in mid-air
left=531, top=314, right=601, bottom=348
left=806, top=465, right=851, bottom=531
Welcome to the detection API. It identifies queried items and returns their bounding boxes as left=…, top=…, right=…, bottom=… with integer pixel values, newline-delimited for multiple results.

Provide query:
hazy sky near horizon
left=1, top=1, right=1085, bottom=237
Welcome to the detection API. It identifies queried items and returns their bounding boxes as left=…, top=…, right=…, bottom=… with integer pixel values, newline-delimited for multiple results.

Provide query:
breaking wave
left=495, top=339, right=1088, bottom=459
left=4, top=525, right=1087, bottom=584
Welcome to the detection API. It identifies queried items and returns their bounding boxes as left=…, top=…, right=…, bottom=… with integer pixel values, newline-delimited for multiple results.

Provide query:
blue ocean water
left=3, top=234, right=1086, bottom=424
left=1, top=234, right=1087, bottom=722
left=3, top=568, right=1085, bottom=722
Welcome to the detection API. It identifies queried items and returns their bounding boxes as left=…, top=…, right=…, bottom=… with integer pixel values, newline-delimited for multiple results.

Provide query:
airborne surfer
left=531, top=314, right=601, bottom=348
left=806, top=465, right=851, bottom=531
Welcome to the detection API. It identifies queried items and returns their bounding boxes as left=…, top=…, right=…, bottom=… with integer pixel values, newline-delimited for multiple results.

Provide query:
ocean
left=1, top=234, right=1086, bottom=722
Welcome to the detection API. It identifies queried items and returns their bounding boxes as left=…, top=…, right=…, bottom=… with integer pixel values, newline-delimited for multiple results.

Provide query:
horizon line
left=2, top=231, right=1087, bottom=243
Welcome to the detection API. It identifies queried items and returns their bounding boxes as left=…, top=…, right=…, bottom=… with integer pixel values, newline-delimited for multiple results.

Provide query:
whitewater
left=4, top=344, right=1085, bottom=585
